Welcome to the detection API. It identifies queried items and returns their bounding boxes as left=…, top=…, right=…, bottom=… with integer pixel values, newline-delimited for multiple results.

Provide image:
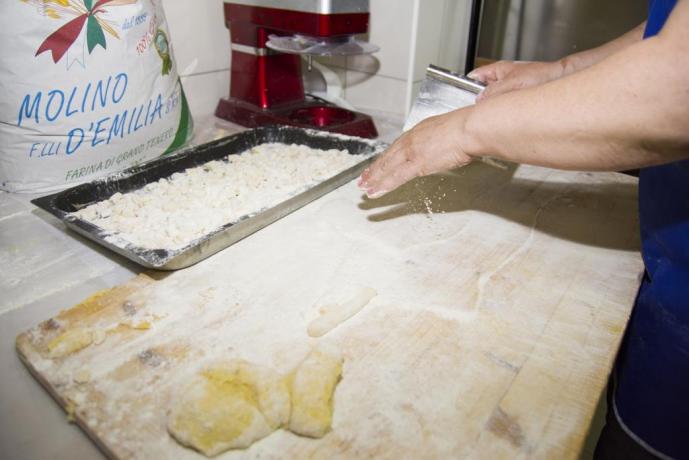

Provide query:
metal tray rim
left=32, top=126, right=387, bottom=270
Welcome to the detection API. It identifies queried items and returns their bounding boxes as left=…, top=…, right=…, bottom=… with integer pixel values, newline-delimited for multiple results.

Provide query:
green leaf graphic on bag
left=86, top=15, right=107, bottom=53
left=29, top=0, right=130, bottom=64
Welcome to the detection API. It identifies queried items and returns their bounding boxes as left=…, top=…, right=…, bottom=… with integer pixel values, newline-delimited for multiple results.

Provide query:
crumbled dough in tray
left=73, top=143, right=361, bottom=250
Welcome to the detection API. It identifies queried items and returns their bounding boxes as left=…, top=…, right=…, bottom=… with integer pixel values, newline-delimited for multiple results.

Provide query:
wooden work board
left=17, top=163, right=643, bottom=459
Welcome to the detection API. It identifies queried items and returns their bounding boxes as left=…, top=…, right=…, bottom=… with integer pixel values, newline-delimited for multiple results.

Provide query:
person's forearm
left=559, top=22, right=646, bottom=76
left=461, top=14, right=689, bottom=171
left=357, top=5, right=689, bottom=198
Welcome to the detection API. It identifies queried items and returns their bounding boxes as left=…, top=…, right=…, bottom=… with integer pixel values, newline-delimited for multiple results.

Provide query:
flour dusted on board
left=0, top=0, right=193, bottom=192
left=73, top=143, right=363, bottom=250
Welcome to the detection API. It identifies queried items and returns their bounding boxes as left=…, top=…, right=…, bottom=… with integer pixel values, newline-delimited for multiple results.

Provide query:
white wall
left=407, top=0, right=474, bottom=114
left=315, top=0, right=473, bottom=116
left=162, top=0, right=231, bottom=121
left=162, top=0, right=472, bottom=119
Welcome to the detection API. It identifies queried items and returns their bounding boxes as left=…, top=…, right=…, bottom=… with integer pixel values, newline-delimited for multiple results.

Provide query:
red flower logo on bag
left=23, top=0, right=137, bottom=64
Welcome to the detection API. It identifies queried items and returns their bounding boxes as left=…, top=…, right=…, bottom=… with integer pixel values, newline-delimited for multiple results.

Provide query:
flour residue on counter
left=15, top=160, right=645, bottom=459
left=73, top=143, right=364, bottom=250
left=307, top=287, right=377, bottom=337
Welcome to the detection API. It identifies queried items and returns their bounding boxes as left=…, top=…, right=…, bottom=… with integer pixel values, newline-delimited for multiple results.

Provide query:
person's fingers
left=360, top=136, right=462, bottom=198
left=476, top=81, right=502, bottom=101
left=467, top=63, right=501, bottom=83
left=365, top=147, right=427, bottom=198
left=368, top=143, right=473, bottom=199
left=467, top=68, right=492, bottom=83
left=356, top=167, right=370, bottom=187
left=369, top=160, right=422, bottom=198
left=359, top=110, right=475, bottom=198
left=360, top=139, right=412, bottom=195
left=477, top=74, right=527, bottom=101
left=468, top=60, right=516, bottom=83
left=472, top=63, right=521, bottom=102
left=358, top=139, right=406, bottom=191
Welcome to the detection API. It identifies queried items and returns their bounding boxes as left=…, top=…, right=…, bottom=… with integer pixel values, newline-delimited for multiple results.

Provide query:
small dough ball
left=47, top=328, right=94, bottom=358
left=167, top=360, right=289, bottom=457
left=288, top=346, right=343, bottom=438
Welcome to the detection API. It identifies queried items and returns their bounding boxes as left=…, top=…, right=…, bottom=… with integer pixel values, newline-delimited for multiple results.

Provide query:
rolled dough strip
left=307, top=287, right=377, bottom=337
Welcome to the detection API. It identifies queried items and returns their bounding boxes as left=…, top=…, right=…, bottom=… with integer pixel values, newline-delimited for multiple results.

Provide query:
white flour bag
left=0, top=0, right=193, bottom=193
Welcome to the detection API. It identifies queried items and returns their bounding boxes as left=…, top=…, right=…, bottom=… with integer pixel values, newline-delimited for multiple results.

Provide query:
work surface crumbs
left=73, top=143, right=364, bottom=250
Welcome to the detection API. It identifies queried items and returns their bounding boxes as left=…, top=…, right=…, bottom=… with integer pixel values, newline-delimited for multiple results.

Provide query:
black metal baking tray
left=32, top=126, right=386, bottom=270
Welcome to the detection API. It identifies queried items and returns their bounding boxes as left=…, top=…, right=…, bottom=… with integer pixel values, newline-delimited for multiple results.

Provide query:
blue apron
left=613, top=1, right=689, bottom=458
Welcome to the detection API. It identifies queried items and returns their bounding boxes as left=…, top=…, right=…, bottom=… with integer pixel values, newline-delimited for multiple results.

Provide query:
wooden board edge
left=15, top=337, right=121, bottom=459
left=12, top=273, right=162, bottom=460
left=16, top=340, right=119, bottom=460
left=15, top=339, right=122, bottom=460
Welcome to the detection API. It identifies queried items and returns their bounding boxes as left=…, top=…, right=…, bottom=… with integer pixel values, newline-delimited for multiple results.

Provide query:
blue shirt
left=613, top=1, right=689, bottom=458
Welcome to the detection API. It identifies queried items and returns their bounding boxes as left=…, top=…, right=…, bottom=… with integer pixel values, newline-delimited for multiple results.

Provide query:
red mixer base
left=215, top=98, right=378, bottom=139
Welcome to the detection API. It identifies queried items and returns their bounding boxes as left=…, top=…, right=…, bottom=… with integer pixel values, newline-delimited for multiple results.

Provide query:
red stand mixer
left=215, top=0, right=379, bottom=138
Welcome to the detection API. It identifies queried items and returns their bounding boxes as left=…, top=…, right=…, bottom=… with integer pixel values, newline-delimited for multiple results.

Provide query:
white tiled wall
left=343, top=69, right=409, bottom=114
left=162, top=0, right=472, bottom=120
left=407, top=0, right=474, bottom=111
left=343, top=0, right=473, bottom=115
left=313, top=0, right=415, bottom=115
left=162, top=0, right=230, bottom=120
left=348, top=0, right=415, bottom=80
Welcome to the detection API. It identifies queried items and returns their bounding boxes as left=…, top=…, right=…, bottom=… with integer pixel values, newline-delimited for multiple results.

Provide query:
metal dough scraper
left=403, top=64, right=509, bottom=169
left=404, top=64, right=486, bottom=132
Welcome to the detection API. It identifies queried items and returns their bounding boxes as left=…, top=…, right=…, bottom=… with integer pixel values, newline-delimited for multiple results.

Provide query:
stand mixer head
left=215, top=0, right=380, bottom=138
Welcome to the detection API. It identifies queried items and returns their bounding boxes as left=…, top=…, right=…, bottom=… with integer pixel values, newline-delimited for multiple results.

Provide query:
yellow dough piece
left=47, top=328, right=94, bottom=358
left=237, top=362, right=290, bottom=429
left=167, top=360, right=290, bottom=457
left=288, top=347, right=343, bottom=438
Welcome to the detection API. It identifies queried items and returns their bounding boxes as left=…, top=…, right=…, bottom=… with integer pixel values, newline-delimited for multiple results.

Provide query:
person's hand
left=468, top=60, right=566, bottom=101
left=357, top=61, right=567, bottom=198
left=358, top=110, right=473, bottom=198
